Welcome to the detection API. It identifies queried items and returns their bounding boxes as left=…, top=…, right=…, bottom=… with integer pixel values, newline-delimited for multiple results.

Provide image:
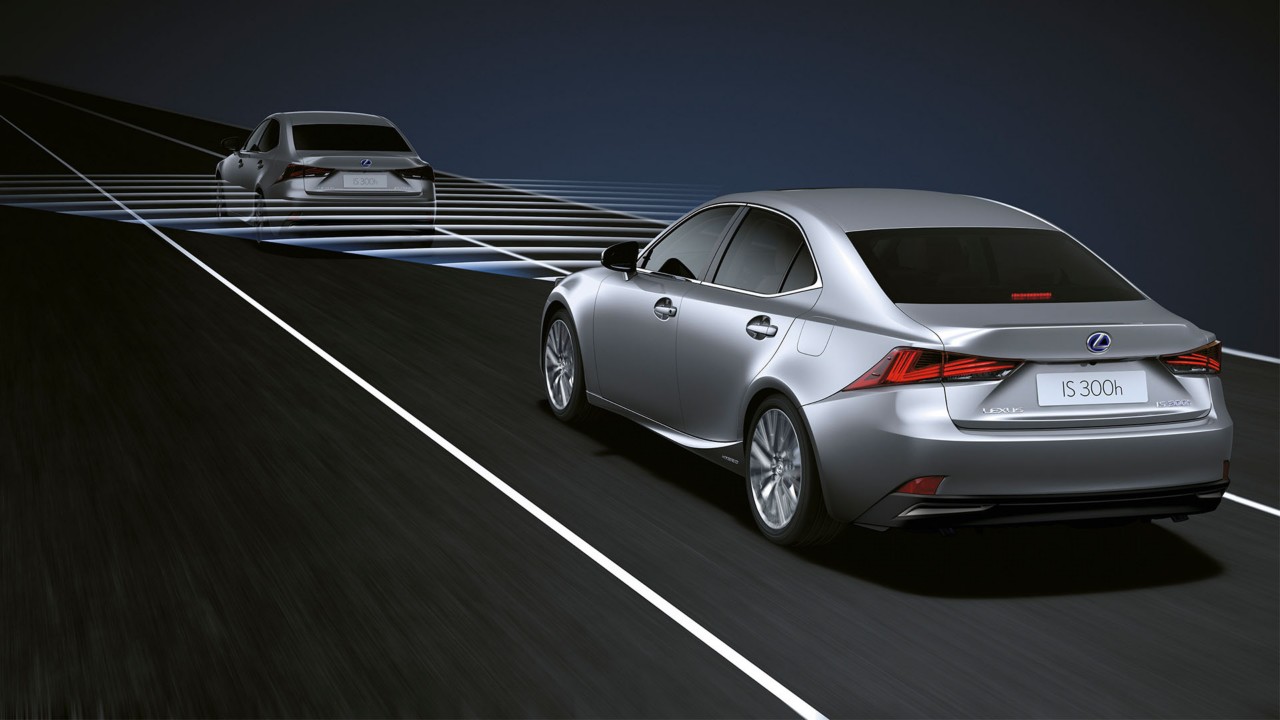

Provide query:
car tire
left=251, top=190, right=265, bottom=245
left=543, top=310, right=595, bottom=423
left=416, top=223, right=436, bottom=248
left=214, top=172, right=227, bottom=219
left=746, top=396, right=844, bottom=546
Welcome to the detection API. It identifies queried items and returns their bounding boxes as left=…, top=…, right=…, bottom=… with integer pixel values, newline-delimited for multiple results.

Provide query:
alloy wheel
left=544, top=319, right=575, bottom=411
left=749, top=408, right=803, bottom=530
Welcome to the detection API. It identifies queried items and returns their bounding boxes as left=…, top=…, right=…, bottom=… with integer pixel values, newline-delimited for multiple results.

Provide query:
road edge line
left=3, top=81, right=225, bottom=158
left=1, top=112, right=828, bottom=720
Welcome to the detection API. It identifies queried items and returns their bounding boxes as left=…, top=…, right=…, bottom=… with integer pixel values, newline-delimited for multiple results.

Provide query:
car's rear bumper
left=264, top=194, right=434, bottom=214
left=802, top=381, right=1234, bottom=525
left=258, top=191, right=435, bottom=233
left=264, top=182, right=434, bottom=216
left=853, top=478, right=1229, bottom=529
left=271, top=194, right=435, bottom=207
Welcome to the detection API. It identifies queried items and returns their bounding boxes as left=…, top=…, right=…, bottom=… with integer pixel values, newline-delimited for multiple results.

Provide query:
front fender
left=541, top=268, right=610, bottom=395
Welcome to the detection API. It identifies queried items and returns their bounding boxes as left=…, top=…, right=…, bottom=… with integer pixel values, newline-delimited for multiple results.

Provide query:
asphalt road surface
left=2, top=78, right=1277, bottom=718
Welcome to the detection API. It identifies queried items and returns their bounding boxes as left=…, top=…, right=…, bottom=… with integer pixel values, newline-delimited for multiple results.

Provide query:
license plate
left=1036, top=371, right=1148, bottom=406
left=343, top=173, right=389, bottom=189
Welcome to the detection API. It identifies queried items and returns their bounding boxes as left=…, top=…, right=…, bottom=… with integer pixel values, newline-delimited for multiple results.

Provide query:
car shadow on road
left=799, top=521, right=1223, bottom=598
left=547, top=402, right=1224, bottom=599
left=543, top=403, right=759, bottom=529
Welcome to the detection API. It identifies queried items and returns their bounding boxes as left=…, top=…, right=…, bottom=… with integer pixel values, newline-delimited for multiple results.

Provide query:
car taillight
left=1011, top=292, right=1053, bottom=301
left=844, top=347, right=1021, bottom=391
left=276, top=163, right=332, bottom=183
left=846, top=348, right=943, bottom=390
left=941, top=354, right=1022, bottom=381
left=397, top=165, right=434, bottom=181
left=1159, top=341, right=1221, bottom=375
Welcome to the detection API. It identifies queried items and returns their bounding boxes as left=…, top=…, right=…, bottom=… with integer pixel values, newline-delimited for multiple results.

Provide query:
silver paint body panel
left=541, top=189, right=1233, bottom=525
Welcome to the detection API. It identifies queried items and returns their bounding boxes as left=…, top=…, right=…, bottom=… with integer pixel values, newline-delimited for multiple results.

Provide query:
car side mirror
left=601, top=241, right=639, bottom=277
left=220, top=136, right=243, bottom=155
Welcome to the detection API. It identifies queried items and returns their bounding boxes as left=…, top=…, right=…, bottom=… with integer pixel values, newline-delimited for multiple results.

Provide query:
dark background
left=2, top=0, right=1276, bottom=355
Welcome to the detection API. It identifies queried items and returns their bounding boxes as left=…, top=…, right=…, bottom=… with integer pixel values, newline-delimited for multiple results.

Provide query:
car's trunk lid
left=897, top=300, right=1215, bottom=429
left=298, top=153, right=427, bottom=195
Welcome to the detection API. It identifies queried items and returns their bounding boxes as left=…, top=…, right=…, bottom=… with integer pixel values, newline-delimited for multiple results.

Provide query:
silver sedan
left=540, top=189, right=1232, bottom=545
left=215, top=111, right=435, bottom=240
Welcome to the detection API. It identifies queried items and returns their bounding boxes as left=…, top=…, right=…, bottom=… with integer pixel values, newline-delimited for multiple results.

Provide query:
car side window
left=258, top=119, right=281, bottom=153
left=244, top=120, right=269, bottom=152
left=641, top=206, right=738, bottom=280
left=712, top=208, right=813, bottom=294
left=780, top=241, right=818, bottom=292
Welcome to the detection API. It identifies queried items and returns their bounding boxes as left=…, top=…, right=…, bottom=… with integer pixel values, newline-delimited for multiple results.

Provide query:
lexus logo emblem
left=360, top=159, right=372, bottom=167
left=1086, top=332, right=1112, bottom=354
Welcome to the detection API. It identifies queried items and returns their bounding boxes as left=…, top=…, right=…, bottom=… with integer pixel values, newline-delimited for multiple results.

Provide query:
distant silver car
left=215, top=111, right=434, bottom=240
left=541, top=189, right=1232, bottom=545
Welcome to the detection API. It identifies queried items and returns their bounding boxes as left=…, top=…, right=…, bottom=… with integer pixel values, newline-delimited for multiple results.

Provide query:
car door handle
left=653, top=298, right=677, bottom=320
left=257, top=160, right=264, bottom=169
left=237, top=158, right=243, bottom=168
left=746, top=316, right=778, bottom=339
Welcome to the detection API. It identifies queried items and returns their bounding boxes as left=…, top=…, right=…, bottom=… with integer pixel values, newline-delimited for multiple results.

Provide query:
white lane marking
left=2, top=112, right=826, bottom=720
left=11, top=93, right=1280, bottom=508
left=0, top=173, right=210, bottom=178
left=1223, top=348, right=1280, bottom=365
left=436, top=227, right=572, bottom=275
left=443, top=170, right=667, bottom=224
left=462, top=176, right=719, bottom=190
left=438, top=187, right=702, bottom=202
left=3, top=81, right=225, bottom=158
left=1225, top=493, right=1280, bottom=517
left=2, top=99, right=1276, bottom=332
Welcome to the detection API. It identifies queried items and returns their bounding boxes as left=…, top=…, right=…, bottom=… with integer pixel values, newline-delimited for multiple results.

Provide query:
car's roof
left=712, top=188, right=1058, bottom=233
left=273, top=111, right=392, bottom=126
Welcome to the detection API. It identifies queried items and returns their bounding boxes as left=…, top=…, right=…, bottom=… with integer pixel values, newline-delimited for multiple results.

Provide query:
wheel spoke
left=778, top=484, right=797, bottom=520
left=749, top=442, right=771, bottom=468
left=763, top=410, right=779, bottom=453
left=551, top=325, right=565, bottom=356
left=771, top=483, right=786, bottom=523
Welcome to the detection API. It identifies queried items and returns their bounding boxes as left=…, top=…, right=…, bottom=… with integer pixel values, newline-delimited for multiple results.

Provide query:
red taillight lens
left=939, top=353, right=1021, bottom=381
left=397, top=165, right=434, bottom=181
left=897, top=476, right=945, bottom=495
left=1159, top=341, right=1222, bottom=375
left=1011, top=292, right=1053, bottom=301
left=844, top=347, right=1021, bottom=391
left=844, top=348, right=943, bottom=390
left=276, top=163, right=332, bottom=183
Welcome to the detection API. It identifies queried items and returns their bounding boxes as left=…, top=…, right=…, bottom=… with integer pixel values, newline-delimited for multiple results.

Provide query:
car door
left=235, top=119, right=280, bottom=190
left=247, top=119, right=282, bottom=192
left=676, top=207, right=822, bottom=441
left=222, top=119, right=269, bottom=217
left=592, top=204, right=741, bottom=428
left=248, top=119, right=284, bottom=226
left=243, top=118, right=281, bottom=190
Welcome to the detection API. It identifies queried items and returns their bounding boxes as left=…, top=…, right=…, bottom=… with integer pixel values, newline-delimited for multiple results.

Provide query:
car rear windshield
left=291, top=123, right=412, bottom=152
left=848, top=228, right=1144, bottom=303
